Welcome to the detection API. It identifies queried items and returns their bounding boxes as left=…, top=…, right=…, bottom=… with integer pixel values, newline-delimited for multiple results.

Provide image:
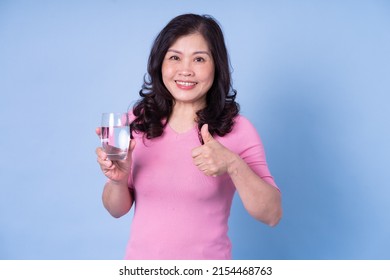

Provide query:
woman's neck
left=168, top=102, right=203, bottom=133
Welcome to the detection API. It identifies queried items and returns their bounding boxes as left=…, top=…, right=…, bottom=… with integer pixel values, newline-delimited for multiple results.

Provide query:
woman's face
left=162, top=33, right=215, bottom=109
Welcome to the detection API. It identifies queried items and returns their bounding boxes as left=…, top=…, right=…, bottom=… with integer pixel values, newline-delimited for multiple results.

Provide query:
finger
left=129, top=139, right=136, bottom=152
left=97, top=157, right=113, bottom=169
left=102, top=163, right=115, bottom=175
left=96, top=147, right=107, bottom=159
left=204, top=167, right=218, bottom=177
left=200, top=124, right=214, bottom=144
left=204, top=169, right=217, bottom=177
left=95, top=127, right=101, bottom=137
left=96, top=150, right=110, bottom=164
left=192, top=156, right=205, bottom=167
left=191, top=146, right=203, bottom=158
left=96, top=148, right=115, bottom=170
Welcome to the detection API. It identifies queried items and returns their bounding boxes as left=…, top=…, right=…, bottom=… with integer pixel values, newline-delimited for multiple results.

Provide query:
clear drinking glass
left=100, top=112, right=130, bottom=160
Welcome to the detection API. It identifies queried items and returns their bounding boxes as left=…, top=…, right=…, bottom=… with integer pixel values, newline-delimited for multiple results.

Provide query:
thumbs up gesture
left=191, top=124, right=235, bottom=177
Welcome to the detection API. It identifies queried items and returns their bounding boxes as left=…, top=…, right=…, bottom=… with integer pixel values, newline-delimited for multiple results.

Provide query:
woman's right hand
left=95, top=127, right=136, bottom=184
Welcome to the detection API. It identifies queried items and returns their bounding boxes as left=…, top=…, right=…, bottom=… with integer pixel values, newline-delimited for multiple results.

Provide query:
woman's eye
left=169, top=55, right=180, bottom=60
left=195, top=57, right=205, bottom=62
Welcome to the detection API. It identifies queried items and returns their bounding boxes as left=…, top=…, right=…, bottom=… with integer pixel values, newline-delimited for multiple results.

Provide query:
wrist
left=109, top=177, right=129, bottom=187
left=226, top=153, right=241, bottom=176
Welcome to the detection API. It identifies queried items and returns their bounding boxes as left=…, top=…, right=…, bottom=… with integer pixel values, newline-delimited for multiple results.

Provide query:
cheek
left=161, top=64, right=173, bottom=87
left=162, top=63, right=174, bottom=77
left=204, top=69, right=215, bottom=87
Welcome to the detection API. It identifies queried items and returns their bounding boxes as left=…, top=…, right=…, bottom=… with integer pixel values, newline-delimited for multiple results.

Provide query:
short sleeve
left=225, top=116, right=279, bottom=190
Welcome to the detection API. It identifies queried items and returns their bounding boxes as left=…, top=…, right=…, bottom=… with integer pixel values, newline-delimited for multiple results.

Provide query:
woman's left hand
left=192, top=125, right=282, bottom=226
left=191, top=124, right=236, bottom=177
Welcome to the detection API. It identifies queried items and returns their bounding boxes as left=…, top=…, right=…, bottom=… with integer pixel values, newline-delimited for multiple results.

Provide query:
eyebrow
left=167, top=49, right=211, bottom=57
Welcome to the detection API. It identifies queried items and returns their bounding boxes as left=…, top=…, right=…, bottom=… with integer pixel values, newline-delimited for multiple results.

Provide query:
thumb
left=124, top=139, right=136, bottom=161
left=95, top=127, right=101, bottom=138
left=129, top=139, right=136, bottom=152
left=201, top=124, right=214, bottom=144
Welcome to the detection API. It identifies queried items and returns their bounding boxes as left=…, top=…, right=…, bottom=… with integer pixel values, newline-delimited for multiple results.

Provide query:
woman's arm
left=192, top=124, right=282, bottom=226
left=96, top=127, right=136, bottom=218
left=102, top=179, right=134, bottom=218
left=227, top=153, right=282, bottom=226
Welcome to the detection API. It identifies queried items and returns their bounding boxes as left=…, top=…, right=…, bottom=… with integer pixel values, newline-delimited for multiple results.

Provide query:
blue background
left=1, top=0, right=389, bottom=259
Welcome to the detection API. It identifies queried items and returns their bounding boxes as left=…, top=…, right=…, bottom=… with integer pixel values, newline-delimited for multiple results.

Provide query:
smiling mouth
left=175, top=81, right=197, bottom=87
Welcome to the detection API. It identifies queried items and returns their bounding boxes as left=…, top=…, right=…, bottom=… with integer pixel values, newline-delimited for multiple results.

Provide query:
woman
left=96, top=13, right=282, bottom=259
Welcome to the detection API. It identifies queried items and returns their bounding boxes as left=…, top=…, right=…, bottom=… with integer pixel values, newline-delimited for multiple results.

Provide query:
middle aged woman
left=96, top=13, right=282, bottom=260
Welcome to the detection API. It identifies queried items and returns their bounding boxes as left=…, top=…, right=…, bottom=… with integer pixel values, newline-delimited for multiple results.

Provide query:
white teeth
left=176, top=81, right=196, bottom=86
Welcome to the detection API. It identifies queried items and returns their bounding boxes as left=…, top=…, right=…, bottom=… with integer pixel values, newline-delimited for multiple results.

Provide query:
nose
left=178, top=60, right=194, bottom=77
left=179, top=71, right=193, bottom=77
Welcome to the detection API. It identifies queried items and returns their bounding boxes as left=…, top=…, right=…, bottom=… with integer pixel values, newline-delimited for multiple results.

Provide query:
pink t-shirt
left=125, top=115, right=277, bottom=259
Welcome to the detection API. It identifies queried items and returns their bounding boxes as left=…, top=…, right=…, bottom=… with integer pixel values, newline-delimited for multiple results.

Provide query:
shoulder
left=217, top=114, right=261, bottom=146
left=216, top=114, right=268, bottom=159
left=231, top=114, right=259, bottom=137
left=233, top=115, right=255, bottom=129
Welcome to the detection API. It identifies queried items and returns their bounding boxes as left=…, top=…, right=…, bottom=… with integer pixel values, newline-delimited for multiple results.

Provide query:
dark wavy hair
left=130, top=13, right=239, bottom=140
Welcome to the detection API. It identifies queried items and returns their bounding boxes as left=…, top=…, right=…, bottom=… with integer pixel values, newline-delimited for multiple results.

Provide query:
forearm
left=102, top=179, right=133, bottom=218
left=227, top=154, right=282, bottom=226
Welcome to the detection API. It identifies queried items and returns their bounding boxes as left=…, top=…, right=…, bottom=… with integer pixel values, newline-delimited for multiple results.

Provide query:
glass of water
left=100, top=112, right=130, bottom=161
